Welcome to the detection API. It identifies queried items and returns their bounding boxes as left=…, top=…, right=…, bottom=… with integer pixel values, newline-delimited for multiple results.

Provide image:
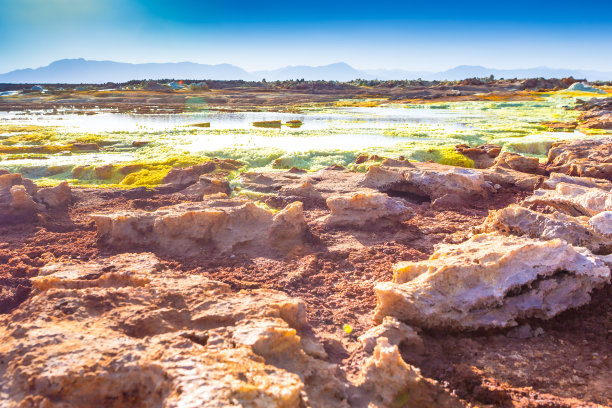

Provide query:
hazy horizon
left=1, top=0, right=611, bottom=74
left=3, top=58, right=611, bottom=76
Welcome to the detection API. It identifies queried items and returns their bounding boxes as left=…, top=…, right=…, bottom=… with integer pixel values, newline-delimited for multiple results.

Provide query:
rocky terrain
left=1, top=136, right=612, bottom=407
left=0, top=77, right=588, bottom=113
left=575, top=98, right=612, bottom=130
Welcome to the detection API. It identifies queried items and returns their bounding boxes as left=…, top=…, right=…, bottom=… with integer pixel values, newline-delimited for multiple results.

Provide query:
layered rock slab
left=542, top=172, right=612, bottom=191
left=575, top=97, right=612, bottom=129
left=364, top=160, right=489, bottom=201
left=524, top=182, right=612, bottom=217
left=0, top=253, right=346, bottom=408
left=240, top=161, right=492, bottom=207
left=374, top=233, right=610, bottom=330
left=491, top=151, right=540, bottom=174
left=482, top=204, right=612, bottom=254
left=325, top=191, right=414, bottom=227
left=545, top=138, right=612, bottom=181
left=92, top=195, right=307, bottom=255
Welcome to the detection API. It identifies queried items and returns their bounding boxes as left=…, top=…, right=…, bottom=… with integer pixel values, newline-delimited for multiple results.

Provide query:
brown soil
left=3, top=183, right=609, bottom=407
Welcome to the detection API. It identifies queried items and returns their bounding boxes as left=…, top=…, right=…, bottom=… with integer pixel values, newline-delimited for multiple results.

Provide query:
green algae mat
left=1, top=89, right=610, bottom=187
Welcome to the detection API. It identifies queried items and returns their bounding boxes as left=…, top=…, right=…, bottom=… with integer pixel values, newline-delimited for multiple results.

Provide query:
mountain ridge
left=1, top=59, right=611, bottom=83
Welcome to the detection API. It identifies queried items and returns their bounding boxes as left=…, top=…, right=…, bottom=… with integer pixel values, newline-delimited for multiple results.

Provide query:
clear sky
left=1, top=0, right=611, bottom=73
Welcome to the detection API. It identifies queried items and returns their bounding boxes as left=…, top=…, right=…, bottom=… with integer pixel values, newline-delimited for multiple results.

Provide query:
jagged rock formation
left=0, top=253, right=464, bottom=408
left=479, top=158, right=544, bottom=191
left=325, top=191, right=414, bottom=227
left=0, top=172, right=37, bottom=210
left=574, top=98, right=612, bottom=129
left=92, top=195, right=307, bottom=255
left=0, top=172, right=71, bottom=222
left=374, top=233, right=610, bottom=330
left=364, top=160, right=489, bottom=201
left=545, top=138, right=612, bottom=180
left=8, top=185, right=41, bottom=213
left=452, top=147, right=543, bottom=189
left=590, top=211, right=612, bottom=238
left=366, top=158, right=543, bottom=197
left=482, top=204, right=612, bottom=254
left=34, top=182, right=72, bottom=208
left=239, top=168, right=368, bottom=200
left=239, top=161, right=491, bottom=206
left=524, top=182, right=612, bottom=216
left=0, top=253, right=346, bottom=407
left=484, top=175, right=612, bottom=255
left=358, top=316, right=423, bottom=353
left=578, top=111, right=612, bottom=129
left=542, top=172, right=612, bottom=191
left=239, top=159, right=547, bottom=212
left=356, top=338, right=464, bottom=408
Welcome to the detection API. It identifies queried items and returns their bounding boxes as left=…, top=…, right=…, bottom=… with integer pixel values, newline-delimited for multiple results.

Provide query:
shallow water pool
left=0, top=91, right=609, bottom=185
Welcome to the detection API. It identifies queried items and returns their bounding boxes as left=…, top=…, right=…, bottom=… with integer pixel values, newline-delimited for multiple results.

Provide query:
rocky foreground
left=1, top=139, right=612, bottom=407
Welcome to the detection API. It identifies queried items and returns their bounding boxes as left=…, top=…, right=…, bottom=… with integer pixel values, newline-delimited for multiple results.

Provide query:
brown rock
left=93, top=164, right=115, bottom=180
left=578, top=111, right=612, bottom=129
left=355, top=154, right=370, bottom=164
left=455, top=143, right=502, bottom=168
left=480, top=165, right=543, bottom=191
left=179, top=176, right=232, bottom=198
left=9, top=185, right=41, bottom=212
left=326, top=163, right=345, bottom=171
left=543, top=172, right=612, bottom=191
left=431, top=193, right=467, bottom=210
left=34, top=182, right=72, bottom=208
left=92, top=196, right=308, bottom=255
left=482, top=204, right=612, bottom=254
left=358, top=316, right=423, bottom=353
left=492, top=151, right=541, bottom=174
left=325, top=191, right=414, bottom=227
left=213, top=158, right=243, bottom=171
left=71, top=142, right=100, bottom=151
left=542, top=121, right=577, bottom=131
left=524, top=182, right=612, bottom=217
left=545, top=138, right=612, bottom=181
left=161, top=162, right=216, bottom=189
left=119, top=164, right=144, bottom=175
left=0, top=172, right=37, bottom=195
left=364, top=162, right=489, bottom=201
left=0, top=173, right=41, bottom=221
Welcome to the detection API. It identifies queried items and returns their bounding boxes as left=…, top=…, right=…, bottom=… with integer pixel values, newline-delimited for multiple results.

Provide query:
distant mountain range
left=252, top=63, right=367, bottom=82
left=1, top=59, right=611, bottom=83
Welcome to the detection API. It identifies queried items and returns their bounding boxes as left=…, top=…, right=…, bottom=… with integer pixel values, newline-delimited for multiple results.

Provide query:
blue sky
left=1, top=0, right=611, bottom=73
